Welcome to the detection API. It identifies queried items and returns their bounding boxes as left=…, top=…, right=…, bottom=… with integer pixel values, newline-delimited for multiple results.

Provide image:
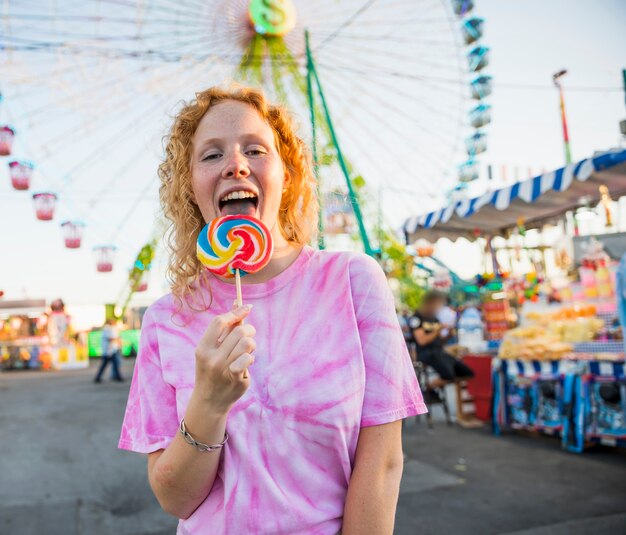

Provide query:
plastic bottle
left=458, top=305, right=487, bottom=352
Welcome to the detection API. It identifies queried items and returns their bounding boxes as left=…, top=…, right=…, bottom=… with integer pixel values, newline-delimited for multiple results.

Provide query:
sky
left=0, top=0, right=625, bottom=319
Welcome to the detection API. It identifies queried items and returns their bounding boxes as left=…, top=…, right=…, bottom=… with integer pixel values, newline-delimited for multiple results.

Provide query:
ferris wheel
left=0, top=0, right=490, bottom=300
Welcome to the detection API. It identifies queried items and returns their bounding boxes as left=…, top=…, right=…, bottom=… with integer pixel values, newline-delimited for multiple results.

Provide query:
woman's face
left=190, top=100, right=286, bottom=238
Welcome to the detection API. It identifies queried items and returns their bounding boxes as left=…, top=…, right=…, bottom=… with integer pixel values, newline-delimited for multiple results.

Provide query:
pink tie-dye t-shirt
left=119, top=247, right=426, bottom=534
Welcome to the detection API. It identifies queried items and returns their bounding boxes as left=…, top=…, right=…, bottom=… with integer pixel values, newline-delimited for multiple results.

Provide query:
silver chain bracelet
left=179, top=418, right=229, bottom=452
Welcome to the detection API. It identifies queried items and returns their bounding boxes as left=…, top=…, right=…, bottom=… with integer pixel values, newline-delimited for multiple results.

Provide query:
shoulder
left=141, top=293, right=180, bottom=329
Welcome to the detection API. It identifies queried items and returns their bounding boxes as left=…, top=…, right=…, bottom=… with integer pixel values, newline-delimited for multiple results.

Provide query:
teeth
left=220, top=190, right=257, bottom=202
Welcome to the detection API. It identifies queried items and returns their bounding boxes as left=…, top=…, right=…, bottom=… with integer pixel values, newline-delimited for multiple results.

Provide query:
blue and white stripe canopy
left=403, top=149, right=626, bottom=242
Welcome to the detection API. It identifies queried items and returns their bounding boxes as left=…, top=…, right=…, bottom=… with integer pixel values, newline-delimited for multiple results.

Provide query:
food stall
left=402, top=150, right=626, bottom=448
left=0, top=299, right=88, bottom=371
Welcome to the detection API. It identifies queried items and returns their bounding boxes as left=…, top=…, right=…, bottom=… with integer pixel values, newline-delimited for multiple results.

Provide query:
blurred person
left=118, top=86, right=426, bottom=534
left=436, top=296, right=457, bottom=342
left=94, top=318, right=124, bottom=383
left=410, top=290, right=474, bottom=390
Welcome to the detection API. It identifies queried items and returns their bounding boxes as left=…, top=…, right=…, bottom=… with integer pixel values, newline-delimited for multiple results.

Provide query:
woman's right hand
left=193, top=304, right=256, bottom=414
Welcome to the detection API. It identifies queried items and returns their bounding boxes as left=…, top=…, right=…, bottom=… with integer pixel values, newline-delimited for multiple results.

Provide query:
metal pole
left=553, top=70, right=572, bottom=164
left=305, top=30, right=375, bottom=257
left=305, top=31, right=325, bottom=250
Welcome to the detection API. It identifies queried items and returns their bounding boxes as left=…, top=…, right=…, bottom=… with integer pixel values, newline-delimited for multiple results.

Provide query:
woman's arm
left=146, top=305, right=256, bottom=519
left=147, top=394, right=228, bottom=519
left=342, top=420, right=404, bottom=535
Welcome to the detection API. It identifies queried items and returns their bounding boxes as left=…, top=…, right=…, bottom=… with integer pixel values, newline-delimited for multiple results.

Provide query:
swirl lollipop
left=197, top=215, right=273, bottom=306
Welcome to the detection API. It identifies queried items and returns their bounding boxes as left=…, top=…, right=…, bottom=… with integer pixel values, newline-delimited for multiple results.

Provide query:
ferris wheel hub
left=248, top=0, right=297, bottom=37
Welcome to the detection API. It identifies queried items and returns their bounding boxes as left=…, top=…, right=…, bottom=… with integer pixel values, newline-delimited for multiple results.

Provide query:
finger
left=216, top=305, right=253, bottom=344
left=217, top=300, right=245, bottom=345
left=217, top=324, right=256, bottom=359
left=229, top=352, right=255, bottom=375
left=197, top=305, right=251, bottom=348
left=225, top=336, right=256, bottom=365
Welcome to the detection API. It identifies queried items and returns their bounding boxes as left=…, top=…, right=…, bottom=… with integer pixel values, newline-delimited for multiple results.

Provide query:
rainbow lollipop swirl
left=197, top=215, right=273, bottom=278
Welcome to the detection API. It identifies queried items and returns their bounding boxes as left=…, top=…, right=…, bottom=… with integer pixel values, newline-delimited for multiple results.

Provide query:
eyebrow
left=195, top=132, right=273, bottom=154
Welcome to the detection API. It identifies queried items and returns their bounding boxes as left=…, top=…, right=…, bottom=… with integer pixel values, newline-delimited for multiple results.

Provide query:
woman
left=119, top=86, right=426, bottom=534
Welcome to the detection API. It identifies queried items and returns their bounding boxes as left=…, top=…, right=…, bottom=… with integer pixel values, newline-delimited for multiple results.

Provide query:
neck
left=244, top=239, right=302, bottom=284
left=212, top=235, right=303, bottom=285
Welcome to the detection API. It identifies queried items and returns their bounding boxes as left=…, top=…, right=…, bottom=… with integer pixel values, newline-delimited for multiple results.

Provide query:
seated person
left=409, top=290, right=474, bottom=390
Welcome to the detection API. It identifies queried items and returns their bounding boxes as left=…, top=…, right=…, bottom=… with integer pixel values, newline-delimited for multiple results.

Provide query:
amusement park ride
left=1, top=0, right=492, bottom=312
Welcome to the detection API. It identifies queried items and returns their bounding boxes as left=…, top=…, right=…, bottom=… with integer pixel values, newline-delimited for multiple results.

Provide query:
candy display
left=483, top=298, right=512, bottom=340
left=498, top=326, right=573, bottom=360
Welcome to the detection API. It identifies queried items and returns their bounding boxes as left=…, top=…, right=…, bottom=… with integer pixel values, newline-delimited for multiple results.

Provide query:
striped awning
left=403, top=149, right=626, bottom=242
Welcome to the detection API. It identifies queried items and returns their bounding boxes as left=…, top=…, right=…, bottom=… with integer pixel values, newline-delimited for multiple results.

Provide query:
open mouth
left=218, top=190, right=259, bottom=217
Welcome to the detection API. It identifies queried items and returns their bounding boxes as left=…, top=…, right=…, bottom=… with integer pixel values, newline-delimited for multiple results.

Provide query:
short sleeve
left=349, top=255, right=427, bottom=427
left=118, top=305, right=178, bottom=453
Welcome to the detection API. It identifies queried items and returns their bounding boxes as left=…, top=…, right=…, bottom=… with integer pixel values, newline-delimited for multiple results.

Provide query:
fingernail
left=240, top=304, right=252, bottom=311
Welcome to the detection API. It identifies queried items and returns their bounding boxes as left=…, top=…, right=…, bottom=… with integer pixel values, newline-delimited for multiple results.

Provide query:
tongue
left=220, top=199, right=257, bottom=217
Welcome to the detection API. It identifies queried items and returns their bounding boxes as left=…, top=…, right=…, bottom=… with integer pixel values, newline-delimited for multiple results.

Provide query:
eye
left=245, top=146, right=267, bottom=156
left=202, top=152, right=221, bottom=161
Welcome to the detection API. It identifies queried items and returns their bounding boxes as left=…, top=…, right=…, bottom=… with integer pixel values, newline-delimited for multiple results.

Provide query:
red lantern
left=32, top=192, right=58, bottom=221
left=0, top=126, right=15, bottom=156
left=94, top=245, right=116, bottom=273
left=8, top=160, right=35, bottom=190
left=61, top=221, right=85, bottom=249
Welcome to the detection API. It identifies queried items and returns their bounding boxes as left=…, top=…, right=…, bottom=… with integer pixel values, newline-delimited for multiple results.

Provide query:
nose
left=222, top=151, right=250, bottom=179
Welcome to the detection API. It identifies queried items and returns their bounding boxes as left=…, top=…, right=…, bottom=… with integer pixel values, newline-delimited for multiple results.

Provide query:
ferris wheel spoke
left=298, top=1, right=374, bottom=28
left=319, top=40, right=461, bottom=70
left=88, top=0, right=206, bottom=26
left=1, top=58, right=101, bottom=101
left=155, top=0, right=209, bottom=16
left=3, top=23, right=207, bottom=44
left=108, top=171, right=159, bottom=244
left=342, top=15, right=452, bottom=27
left=316, top=61, right=468, bottom=96
left=312, top=0, right=378, bottom=51
left=327, top=64, right=465, bottom=124
left=52, top=54, right=222, bottom=189
left=321, top=74, right=453, bottom=174
left=329, top=85, right=461, bottom=160
left=310, top=31, right=461, bottom=47
left=336, top=102, right=456, bottom=176
left=35, top=103, right=160, bottom=190
left=11, top=61, right=158, bottom=122
left=145, top=32, right=240, bottom=58
left=33, top=82, right=182, bottom=184
left=1, top=12, right=196, bottom=27
left=304, top=0, right=440, bottom=34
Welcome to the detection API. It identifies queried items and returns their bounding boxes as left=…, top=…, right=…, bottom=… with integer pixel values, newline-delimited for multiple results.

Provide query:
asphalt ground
left=1, top=360, right=625, bottom=535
